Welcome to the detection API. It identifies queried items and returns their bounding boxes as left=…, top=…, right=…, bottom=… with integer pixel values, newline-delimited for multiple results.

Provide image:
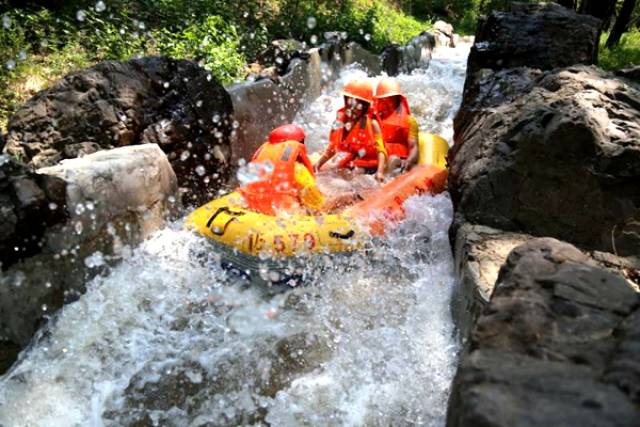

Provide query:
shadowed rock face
left=449, top=65, right=640, bottom=256
left=0, top=155, right=67, bottom=270
left=467, top=2, right=600, bottom=78
left=3, top=57, right=233, bottom=205
left=447, top=238, right=640, bottom=427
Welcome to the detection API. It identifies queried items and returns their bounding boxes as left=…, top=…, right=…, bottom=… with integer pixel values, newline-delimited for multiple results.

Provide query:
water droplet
left=95, top=1, right=106, bottom=12
left=41, top=304, right=48, bottom=312
left=310, top=35, right=318, bottom=45
left=206, top=74, right=212, bottom=81
left=232, top=120, right=239, bottom=129
left=74, top=221, right=83, bottom=234
left=275, top=57, right=283, bottom=65
left=196, top=100, right=203, bottom=107
left=306, top=16, right=317, bottom=29
left=138, top=21, right=146, bottom=30
left=74, top=203, right=85, bottom=215
left=243, top=11, right=249, bottom=18
left=357, top=148, right=366, bottom=158
left=45, top=282, right=52, bottom=288
left=5, top=60, right=16, bottom=70
left=212, top=113, right=220, bottom=123
left=364, top=33, right=371, bottom=41
left=84, top=251, right=105, bottom=268
left=76, top=10, right=86, bottom=21
left=195, top=165, right=206, bottom=176
left=180, top=150, right=190, bottom=161
left=2, top=15, right=11, bottom=29
left=163, top=81, right=170, bottom=89
left=48, top=202, right=58, bottom=210
left=85, top=201, right=95, bottom=211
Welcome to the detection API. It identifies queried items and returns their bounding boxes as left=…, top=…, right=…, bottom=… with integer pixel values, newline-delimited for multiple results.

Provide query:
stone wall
left=447, top=3, right=640, bottom=426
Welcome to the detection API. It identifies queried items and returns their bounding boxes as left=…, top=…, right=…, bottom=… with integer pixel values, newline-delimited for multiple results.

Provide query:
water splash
left=0, top=43, right=470, bottom=426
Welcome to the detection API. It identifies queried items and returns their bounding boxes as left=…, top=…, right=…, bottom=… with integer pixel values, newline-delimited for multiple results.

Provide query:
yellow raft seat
left=185, top=133, right=449, bottom=283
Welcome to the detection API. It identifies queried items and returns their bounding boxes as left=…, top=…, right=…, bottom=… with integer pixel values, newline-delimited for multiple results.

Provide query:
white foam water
left=0, top=43, right=470, bottom=426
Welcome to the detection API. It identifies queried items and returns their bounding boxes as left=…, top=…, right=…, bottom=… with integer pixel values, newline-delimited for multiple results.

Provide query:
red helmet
left=342, top=79, right=374, bottom=104
left=268, top=124, right=306, bottom=144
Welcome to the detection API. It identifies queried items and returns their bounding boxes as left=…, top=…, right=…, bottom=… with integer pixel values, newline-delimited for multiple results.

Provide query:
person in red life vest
left=313, top=78, right=388, bottom=182
left=239, top=124, right=354, bottom=215
left=374, top=77, right=420, bottom=172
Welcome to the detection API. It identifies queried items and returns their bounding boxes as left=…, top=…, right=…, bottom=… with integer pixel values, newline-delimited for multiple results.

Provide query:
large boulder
left=0, top=144, right=179, bottom=374
left=449, top=65, right=640, bottom=255
left=466, top=2, right=600, bottom=78
left=447, top=238, right=640, bottom=427
left=0, top=155, right=67, bottom=270
left=3, top=57, right=233, bottom=204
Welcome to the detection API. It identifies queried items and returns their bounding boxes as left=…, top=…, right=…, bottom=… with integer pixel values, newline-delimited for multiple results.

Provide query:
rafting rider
left=374, top=77, right=420, bottom=172
left=313, top=79, right=388, bottom=182
left=239, top=124, right=356, bottom=215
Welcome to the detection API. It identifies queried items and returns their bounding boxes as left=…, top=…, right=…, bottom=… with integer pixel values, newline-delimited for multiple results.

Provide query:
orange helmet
left=375, top=77, right=403, bottom=98
left=342, top=79, right=374, bottom=104
left=268, top=124, right=306, bottom=144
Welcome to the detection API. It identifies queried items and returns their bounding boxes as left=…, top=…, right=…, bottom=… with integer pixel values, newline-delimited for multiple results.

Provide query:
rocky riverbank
left=446, top=3, right=640, bottom=426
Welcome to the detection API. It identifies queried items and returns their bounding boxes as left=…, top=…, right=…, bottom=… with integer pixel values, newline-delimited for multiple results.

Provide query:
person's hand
left=375, top=171, right=385, bottom=183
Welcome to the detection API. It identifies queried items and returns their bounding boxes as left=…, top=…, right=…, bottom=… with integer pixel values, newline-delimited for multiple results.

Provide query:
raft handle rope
left=206, top=206, right=246, bottom=236
left=329, top=230, right=355, bottom=240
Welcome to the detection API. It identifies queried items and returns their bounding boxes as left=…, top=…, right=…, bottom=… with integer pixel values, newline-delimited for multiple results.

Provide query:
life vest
left=328, top=107, right=379, bottom=169
left=377, top=97, right=412, bottom=159
left=240, top=140, right=314, bottom=215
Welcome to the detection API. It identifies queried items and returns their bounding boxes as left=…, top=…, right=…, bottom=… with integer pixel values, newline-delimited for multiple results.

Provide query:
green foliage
left=599, top=29, right=640, bottom=70
left=0, top=0, right=431, bottom=130
left=152, top=16, right=246, bottom=82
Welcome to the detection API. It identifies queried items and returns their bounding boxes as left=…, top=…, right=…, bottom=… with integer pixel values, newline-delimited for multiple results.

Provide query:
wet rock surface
left=3, top=56, right=233, bottom=205
left=466, top=2, right=600, bottom=77
left=450, top=65, right=640, bottom=255
left=0, top=155, right=67, bottom=270
left=447, top=238, right=640, bottom=427
left=448, top=4, right=640, bottom=426
left=0, top=145, right=179, bottom=374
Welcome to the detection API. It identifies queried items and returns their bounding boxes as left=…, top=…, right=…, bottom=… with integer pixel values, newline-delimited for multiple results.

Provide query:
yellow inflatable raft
left=186, top=133, right=448, bottom=281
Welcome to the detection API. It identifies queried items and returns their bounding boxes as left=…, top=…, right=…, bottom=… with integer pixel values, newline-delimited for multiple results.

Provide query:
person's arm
left=314, top=146, right=335, bottom=172
left=295, top=163, right=325, bottom=212
left=403, top=116, right=420, bottom=170
left=372, top=120, right=387, bottom=182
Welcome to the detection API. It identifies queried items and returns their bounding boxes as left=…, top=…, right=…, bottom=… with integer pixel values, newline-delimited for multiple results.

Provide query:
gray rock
left=451, top=223, right=532, bottom=341
left=0, top=144, right=179, bottom=374
left=434, top=21, right=455, bottom=47
left=447, top=238, right=640, bottom=427
left=381, top=32, right=435, bottom=76
left=449, top=65, right=640, bottom=255
left=616, top=66, right=640, bottom=83
left=467, top=3, right=600, bottom=77
left=3, top=57, right=233, bottom=205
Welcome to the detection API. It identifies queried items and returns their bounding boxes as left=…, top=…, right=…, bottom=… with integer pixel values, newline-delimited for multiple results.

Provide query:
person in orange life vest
left=374, top=77, right=420, bottom=172
left=239, top=124, right=325, bottom=215
left=313, top=79, right=388, bottom=182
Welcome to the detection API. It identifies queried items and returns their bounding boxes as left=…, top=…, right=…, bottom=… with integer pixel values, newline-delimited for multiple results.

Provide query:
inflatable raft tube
left=185, top=133, right=448, bottom=284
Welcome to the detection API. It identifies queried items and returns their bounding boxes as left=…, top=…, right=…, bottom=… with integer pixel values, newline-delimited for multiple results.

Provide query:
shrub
left=599, top=29, right=640, bottom=70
